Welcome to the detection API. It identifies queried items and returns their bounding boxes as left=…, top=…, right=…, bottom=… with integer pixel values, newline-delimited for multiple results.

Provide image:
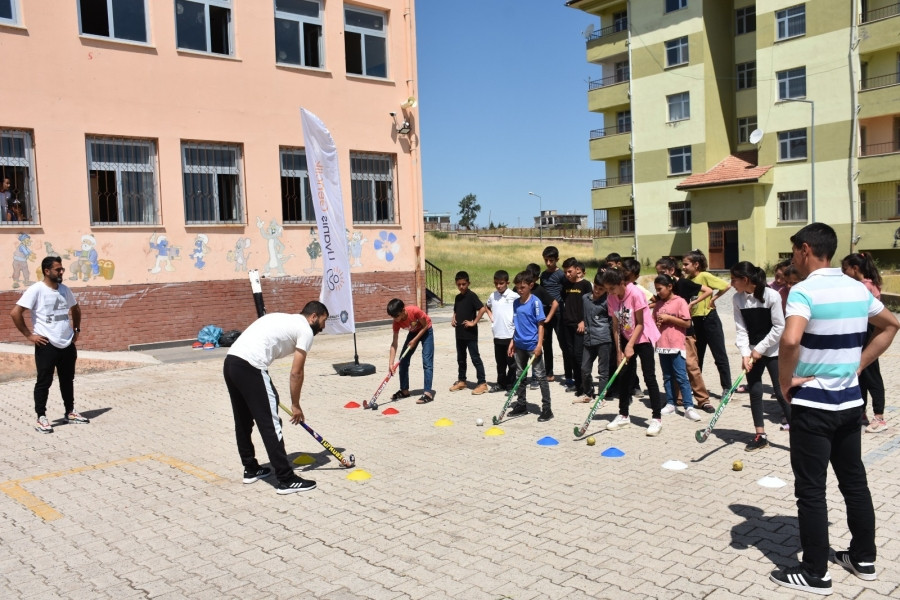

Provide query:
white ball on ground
left=476, top=418, right=484, bottom=426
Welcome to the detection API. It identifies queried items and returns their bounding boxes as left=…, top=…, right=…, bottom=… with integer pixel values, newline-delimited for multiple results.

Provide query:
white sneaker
left=684, top=407, right=702, bottom=422
left=606, top=414, right=631, bottom=431
left=646, top=418, right=662, bottom=436
left=661, top=404, right=677, bottom=416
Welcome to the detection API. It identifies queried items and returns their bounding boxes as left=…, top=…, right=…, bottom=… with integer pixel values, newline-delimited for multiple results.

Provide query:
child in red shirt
left=387, top=298, right=435, bottom=403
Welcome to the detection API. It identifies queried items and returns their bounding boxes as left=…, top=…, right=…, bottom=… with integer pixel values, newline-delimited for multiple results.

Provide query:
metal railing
left=860, top=141, right=900, bottom=157
left=860, top=72, right=900, bottom=91
left=425, top=259, right=443, bottom=307
left=588, top=72, right=630, bottom=91
left=590, top=123, right=632, bottom=139
left=860, top=1, right=900, bottom=23
left=591, top=175, right=633, bottom=189
left=587, top=21, right=628, bottom=42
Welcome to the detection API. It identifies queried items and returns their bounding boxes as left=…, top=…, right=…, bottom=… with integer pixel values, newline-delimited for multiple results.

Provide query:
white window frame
left=0, top=128, right=37, bottom=224
left=280, top=147, right=314, bottom=223
left=350, top=152, right=395, bottom=223
left=175, top=0, right=233, bottom=56
left=776, top=4, right=805, bottom=41
left=86, top=136, right=158, bottom=225
left=181, top=141, right=244, bottom=224
left=778, top=129, right=807, bottom=161
left=274, top=0, right=323, bottom=68
left=665, top=36, right=689, bottom=67
left=344, top=5, right=388, bottom=78
left=777, top=66, right=806, bottom=99
left=669, top=201, right=691, bottom=229
left=736, top=6, right=755, bottom=35
left=737, top=61, right=756, bottom=90
left=738, top=116, right=757, bottom=143
left=667, top=92, right=690, bottom=122
left=778, top=190, right=808, bottom=222
left=669, top=146, right=692, bottom=175
left=665, top=0, right=687, bottom=14
left=0, top=0, right=20, bottom=25
left=78, top=0, right=149, bottom=43
left=620, top=208, right=635, bottom=233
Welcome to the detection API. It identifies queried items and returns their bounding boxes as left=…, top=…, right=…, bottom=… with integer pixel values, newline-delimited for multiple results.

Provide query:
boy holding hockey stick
left=506, top=271, right=553, bottom=421
left=387, top=298, right=435, bottom=403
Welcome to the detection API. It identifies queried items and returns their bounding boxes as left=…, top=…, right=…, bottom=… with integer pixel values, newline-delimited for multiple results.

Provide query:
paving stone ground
left=1, top=294, right=898, bottom=599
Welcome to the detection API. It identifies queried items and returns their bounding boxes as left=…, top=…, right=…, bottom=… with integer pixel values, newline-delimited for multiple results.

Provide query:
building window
left=175, top=0, right=232, bottom=55
left=737, top=61, right=756, bottom=90
left=280, top=148, right=314, bottom=223
left=616, top=111, right=631, bottom=134
left=618, top=159, right=633, bottom=184
left=669, top=146, right=692, bottom=174
left=181, top=142, right=243, bottom=224
left=665, top=36, right=689, bottom=67
left=1, top=0, right=20, bottom=25
left=345, top=6, right=387, bottom=78
left=778, top=190, right=808, bottom=222
left=669, top=201, right=691, bottom=228
left=0, top=129, right=36, bottom=224
left=778, top=129, right=807, bottom=160
left=736, top=6, right=755, bottom=34
left=665, top=0, right=687, bottom=14
left=776, top=4, right=805, bottom=40
left=777, top=67, right=806, bottom=99
left=738, top=116, right=757, bottom=143
left=896, top=184, right=900, bottom=216
left=620, top=208, right=635, bottom=233
left=78, top=0, right=148, bottom=43
left=667, top=92, right=690, bottom=122
left=86, top=137, right=157, bottom=225
left=613, top=10, right=627, bottom=32
left=274, top=0, right=322, bottom=68
left=614, top=60, right=630, bottom=82
left=350, top=152, right=394, bottom=223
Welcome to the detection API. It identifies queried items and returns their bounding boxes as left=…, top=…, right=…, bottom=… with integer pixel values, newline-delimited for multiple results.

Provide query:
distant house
left=535, top=210, right=588, bottom=229
left=424, top=211, right=452, bottom=231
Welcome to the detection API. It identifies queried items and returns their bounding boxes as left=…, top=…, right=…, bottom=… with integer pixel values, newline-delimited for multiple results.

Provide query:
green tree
left=458, top=193, right=481, bottom=230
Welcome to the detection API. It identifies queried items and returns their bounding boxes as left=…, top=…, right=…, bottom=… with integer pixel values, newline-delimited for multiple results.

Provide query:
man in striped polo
left=771, top=223, right=898, bottom=596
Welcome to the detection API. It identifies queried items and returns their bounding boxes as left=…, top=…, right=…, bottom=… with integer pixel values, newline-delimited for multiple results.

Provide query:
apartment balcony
left=589, top=123, right=631, bottom=160
left=858, top=149, right=900, bottom=185
left=858, top=72, right=900, bottom=118
left=588, top=73, right=630, bottom=112
left=859, top=180, right=900, bottom=222
left=591, top=176, right=632, bottom=210
left=586, top=22, right=628, bottom=64
left=858, top=2, right=900, bottom=52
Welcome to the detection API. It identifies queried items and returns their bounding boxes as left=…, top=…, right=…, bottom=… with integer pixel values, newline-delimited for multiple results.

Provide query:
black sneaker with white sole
left=769, top=566, right=832, bottom=596
left=242, top=466, right=272, bottom=484
left=834, top=551, right=876, bottom=581
left=276, top=475, right=316, bottom=494
left=507, top=404, right=528, bottom=416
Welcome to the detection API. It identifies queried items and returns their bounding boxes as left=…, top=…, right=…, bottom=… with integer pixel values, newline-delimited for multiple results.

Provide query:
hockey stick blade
left=695, top=429, right=709, bottom=443
left=364, top=345, right=412, bottom=410
left=491, top=355, right=535, bottom=425
left=575, top=357, right=627, bottom=439
left=693, top=364, right=751, bottom=444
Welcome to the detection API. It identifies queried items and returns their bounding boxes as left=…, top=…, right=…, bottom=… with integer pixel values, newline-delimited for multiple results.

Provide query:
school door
left=708, top=221, right=739, bottom=270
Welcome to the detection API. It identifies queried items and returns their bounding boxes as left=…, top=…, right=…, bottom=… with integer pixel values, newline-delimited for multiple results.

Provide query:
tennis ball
left=475, top=418, right=484, bottom=426
left=733, top=460, right=744, bottom=471
left=586, top=436, right=596, bottom=446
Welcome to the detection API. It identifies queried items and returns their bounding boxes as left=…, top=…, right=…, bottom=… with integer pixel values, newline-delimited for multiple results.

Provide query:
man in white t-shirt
left=10, top=256, right=87, bottom=434
left=224, top=301, right=329, bottom=495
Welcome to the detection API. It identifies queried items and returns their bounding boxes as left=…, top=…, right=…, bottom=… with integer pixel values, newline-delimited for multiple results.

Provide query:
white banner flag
left=301, top=108, right=355, bottom=334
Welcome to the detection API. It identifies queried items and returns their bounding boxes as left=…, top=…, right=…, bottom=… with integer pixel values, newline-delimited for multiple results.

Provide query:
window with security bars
left=87, top=137, right=158, bottom=225
left=778, top=129, right=807, bottom=160
left=176, top=0, right=232, bottom=55
left=777, top=66, right=806, bottom=99
left=280, top=148, right=314, bottom=223
left=778, top=191, right=808, bottom=222
left=665, top=37, right=688, bottom=67
left=1, top=129, right=37, bottom=224
left=736, top=6, right=755, bottom=34
left=350, top=152, right=395, bottom=223
left=78, top=0, right=149, bottom=43
left=274, top=0, right=322, bottom=68
left=620, top=208, right=635, bottom=233
left=737, top=62, right=756, bottom=90
left=345, top=6, right=387, bottom=78
left=776, top=4, right=805, bottom=40
left=669, top=201, right=691, bottom=228
left=181, top=142, right=243, bottom=224
left=738, top=116, right=757, bottom=143
left=1, top=0, right=20, bottom=25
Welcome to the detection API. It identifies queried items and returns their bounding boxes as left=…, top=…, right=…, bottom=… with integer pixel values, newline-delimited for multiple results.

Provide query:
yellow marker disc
left=484, top=427, right=505, bottom=436
left=434, top=418, right=454, bottom=427
left=346, top=469, right=371, bottom=481
left=292, top=454, right=315, bottom=465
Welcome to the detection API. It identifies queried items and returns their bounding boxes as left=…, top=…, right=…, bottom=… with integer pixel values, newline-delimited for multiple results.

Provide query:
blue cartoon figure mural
left=348, top=230, right=367, bottom=267
left=374, top=231, right=400, bottom=262
left=149, top=233, right=180, bottom=274
left=189, top=234, right=210, bottom=269
left=11, top=232, right=35, bottom=288
left=69, top=234, right=100, bottom=281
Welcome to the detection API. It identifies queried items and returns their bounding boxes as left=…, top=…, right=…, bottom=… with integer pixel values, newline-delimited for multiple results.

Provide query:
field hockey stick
left=574, top=357, right=628, bottom=438
left=277, top=402, right=356, bottom=468
left=363, top=345, right=413, bottom=410
left=492, top=354, right=535, bottom=425
left=695, top=362, right=752, bottom=443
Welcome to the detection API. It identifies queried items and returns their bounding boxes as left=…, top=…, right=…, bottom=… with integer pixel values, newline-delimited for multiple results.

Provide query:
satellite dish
left=401, top=96, right=417, bottom=109
left=748, top=129, right=764, bottom=145
left=582, top=24, right=595, bottom=39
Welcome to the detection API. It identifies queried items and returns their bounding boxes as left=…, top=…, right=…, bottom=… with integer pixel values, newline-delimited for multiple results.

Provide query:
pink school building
left=0, top=0, right=424, bottom=350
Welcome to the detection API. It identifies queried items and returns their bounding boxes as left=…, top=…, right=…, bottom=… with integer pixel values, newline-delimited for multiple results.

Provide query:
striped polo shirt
left=786, top=268, right=883, bottom=411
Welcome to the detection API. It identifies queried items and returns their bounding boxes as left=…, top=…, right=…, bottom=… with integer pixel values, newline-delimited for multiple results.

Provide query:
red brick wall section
left=0, top=271, right=420, bottom=351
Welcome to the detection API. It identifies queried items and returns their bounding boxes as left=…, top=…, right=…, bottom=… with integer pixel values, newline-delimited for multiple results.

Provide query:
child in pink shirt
left=652, top=274, right=701, bottom=422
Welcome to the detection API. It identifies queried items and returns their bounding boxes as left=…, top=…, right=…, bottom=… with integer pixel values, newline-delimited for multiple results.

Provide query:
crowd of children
left=383, top=246, right=889, bottom=444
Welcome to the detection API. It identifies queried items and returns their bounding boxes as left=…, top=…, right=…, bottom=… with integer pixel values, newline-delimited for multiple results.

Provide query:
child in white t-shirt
left=479, top=270, right=519, bottom=392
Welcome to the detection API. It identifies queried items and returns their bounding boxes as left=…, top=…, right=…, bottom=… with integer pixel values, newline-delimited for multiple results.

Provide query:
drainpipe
left=848, top=0, right=860, bottom=253
left=404, top=0, right=423, bottom=308
left=627, top=0, right=638, bottom=261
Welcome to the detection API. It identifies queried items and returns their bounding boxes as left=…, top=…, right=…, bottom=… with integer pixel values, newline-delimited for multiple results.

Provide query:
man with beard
left=223, top=301, right=329, bottom=494
left=10, top=257, right=87, bottom=434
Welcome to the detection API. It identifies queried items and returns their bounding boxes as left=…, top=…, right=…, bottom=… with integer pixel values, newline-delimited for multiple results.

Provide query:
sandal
left=416, top=393, right=434, bottom=404
left=391, top=390, right=410, bottom=400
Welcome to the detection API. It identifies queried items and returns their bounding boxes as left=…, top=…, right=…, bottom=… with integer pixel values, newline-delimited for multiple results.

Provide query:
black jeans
left=858, top=358, right=884, bottom=416
left=581, top=342, right=612, bottom=398
left=562, top=323, right=584, bottom=389
left=616, top=341, right=662, bottom=419
left=455, top=338, right=485, bottom=384
left=493, top=339, right=515, bottom=388
left=746, top=355, right=791, bottom=428
left=692, top=310, right=732, bottom=390
left=34, top=342, right=77, bottom=416
left=790, top=404, right=875, bottom=576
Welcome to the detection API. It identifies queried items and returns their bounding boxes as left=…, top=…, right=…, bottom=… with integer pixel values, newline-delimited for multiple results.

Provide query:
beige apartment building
left=0, top=0, right=423, bottom=350
left=568, top=0, right=900, bottom=269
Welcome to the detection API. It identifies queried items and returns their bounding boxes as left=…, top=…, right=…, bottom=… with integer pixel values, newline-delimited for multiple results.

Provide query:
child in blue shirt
left=506, top=270, right=553, bottom=421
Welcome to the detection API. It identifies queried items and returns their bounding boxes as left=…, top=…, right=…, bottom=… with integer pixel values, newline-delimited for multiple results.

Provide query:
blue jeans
left=658, top=352, right=693, bottom=409
left=400, top=328, right=434, bottom=394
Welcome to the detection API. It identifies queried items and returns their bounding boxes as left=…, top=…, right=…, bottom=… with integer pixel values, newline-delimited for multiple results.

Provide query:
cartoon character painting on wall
left=149, top=233, right=180, bottom=274
left=348, top=230, right=367, bottom=267
left=69, top=234, right=100, bottom=281
left=189, top=234, right=210, bottom=269
left=226, top=237, right=251, bottom=272
left=374, top=231, right=400, bottom=262
left=257, top=217, right=293, bottom=277
left=11, top=233, right=35, bottom=288
left=306, top=227, right=321, bottom=272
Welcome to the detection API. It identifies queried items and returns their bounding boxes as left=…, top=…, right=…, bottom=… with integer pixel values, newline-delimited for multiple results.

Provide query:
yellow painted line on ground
left=0, top=453, right=223, bottom=521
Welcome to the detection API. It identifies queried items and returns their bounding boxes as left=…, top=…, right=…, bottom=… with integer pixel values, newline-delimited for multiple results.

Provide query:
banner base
left=337, top=362, right=376, bottom=377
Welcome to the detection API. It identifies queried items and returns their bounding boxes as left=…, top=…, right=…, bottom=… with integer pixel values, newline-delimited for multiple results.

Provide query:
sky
left=415, top=0, right=602, bottom=229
